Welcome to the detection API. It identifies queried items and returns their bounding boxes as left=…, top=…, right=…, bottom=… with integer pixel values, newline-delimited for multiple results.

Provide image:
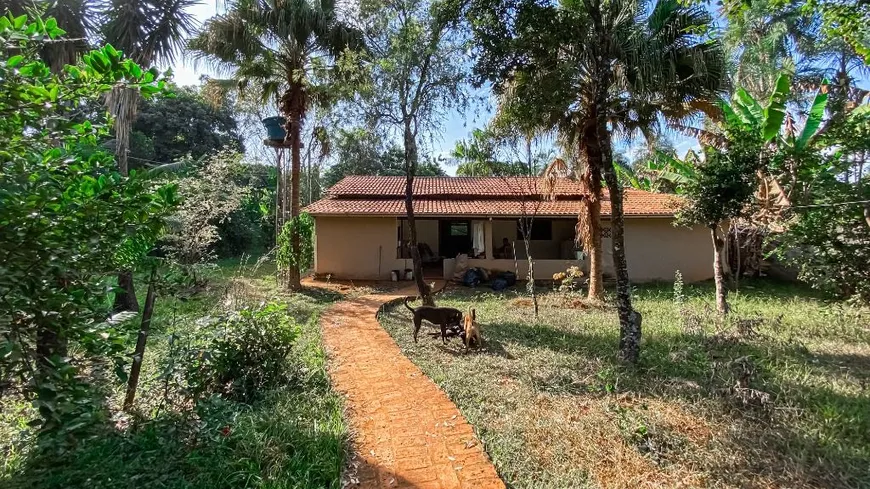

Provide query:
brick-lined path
left=321, top=284, right=504, bottom=489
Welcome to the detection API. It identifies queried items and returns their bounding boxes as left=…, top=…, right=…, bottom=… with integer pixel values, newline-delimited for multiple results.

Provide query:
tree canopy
left=322, top=128, right=447, bottom=189
left=131, top=85, right=243, bottom=165
left=0, top=13, right=178, bottom=431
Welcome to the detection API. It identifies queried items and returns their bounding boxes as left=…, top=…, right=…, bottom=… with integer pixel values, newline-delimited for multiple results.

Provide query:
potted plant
left=262, top=116, right=287, bottom=141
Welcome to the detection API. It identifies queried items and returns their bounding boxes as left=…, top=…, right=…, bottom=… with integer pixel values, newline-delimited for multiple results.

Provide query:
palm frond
left=540, top=157, right=571, bottom=200
left=100, top=0, right=197, bottom=66
left=141, top=0, right=198, bottom=66
left=670, top=123, right=728, bottom=149
left=42, top=0, right=95, bottom=72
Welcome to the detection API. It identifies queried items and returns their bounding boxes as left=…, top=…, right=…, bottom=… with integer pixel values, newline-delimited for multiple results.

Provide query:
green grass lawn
left=379, top=280, right=870, bottom=488
left=0, top=261, right=348, bottom=489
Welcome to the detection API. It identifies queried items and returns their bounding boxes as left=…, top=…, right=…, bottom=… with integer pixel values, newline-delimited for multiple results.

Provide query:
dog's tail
left=403, top=296, right=416, bottom=314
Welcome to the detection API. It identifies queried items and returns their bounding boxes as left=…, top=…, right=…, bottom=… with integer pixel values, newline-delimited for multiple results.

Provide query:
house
left=305, top=176, right=713, bottom=282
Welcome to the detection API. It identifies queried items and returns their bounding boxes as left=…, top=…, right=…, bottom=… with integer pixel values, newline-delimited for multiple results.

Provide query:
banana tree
left=673, top=74, right=829, bottom=313
left=616, top=150, right=699, bottom=194
left=772, top=83, right=830, bottom=206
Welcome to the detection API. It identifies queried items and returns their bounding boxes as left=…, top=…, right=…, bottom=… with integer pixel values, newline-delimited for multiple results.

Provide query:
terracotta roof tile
left=306, top=190, right=680, bottom=218
left=307, top=176, right=679, bottom=217
left=326, top=175, right=586, bottom=197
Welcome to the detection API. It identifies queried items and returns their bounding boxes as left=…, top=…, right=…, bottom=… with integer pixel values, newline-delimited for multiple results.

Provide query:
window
left=450, top=222, right=469, bottom=236
left=517, top=219, right=552, bottom=240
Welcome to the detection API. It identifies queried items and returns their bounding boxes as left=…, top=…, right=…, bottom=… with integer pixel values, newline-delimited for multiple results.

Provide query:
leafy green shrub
left=190, top=303, right=300, bottom=404
left=276, top=213, right=315, bottom=278
left=775, top=181, right=870, bottom=303
left=214, top=164, right=276, bottom=258
left=0, top=14, right=176, bottom=433
left=162, top=150, right=250, bottom=270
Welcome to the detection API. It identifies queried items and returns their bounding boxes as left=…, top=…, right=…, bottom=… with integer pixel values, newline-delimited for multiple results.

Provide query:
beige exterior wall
left=400, top=219, right=439, bottom=254
left=614, top=218, right=712, bottom=282
left=314, top=215, right=713, bottom=282
left=314, top=216, right=410, bottom=279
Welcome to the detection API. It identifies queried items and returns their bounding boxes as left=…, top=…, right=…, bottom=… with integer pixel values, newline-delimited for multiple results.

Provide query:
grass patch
left=379, top=279, right=870, bottom=488
left=0, top=262, right=347, bottom=489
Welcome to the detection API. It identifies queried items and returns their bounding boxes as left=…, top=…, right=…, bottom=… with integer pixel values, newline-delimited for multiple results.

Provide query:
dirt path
left=320, top=283, right=504, bottom=489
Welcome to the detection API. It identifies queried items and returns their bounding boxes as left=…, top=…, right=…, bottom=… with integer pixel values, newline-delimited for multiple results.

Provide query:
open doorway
left=439, top=220, right=472, bottom=259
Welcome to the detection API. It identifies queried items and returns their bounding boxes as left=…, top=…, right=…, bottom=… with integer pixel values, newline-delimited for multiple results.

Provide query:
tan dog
left=463, top=309, right=482, bottom=349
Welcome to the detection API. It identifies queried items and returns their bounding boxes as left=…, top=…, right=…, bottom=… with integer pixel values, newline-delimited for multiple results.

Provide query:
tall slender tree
left=190, top=0, right=363, bottom=290
left=469, top=0, right=724, bottom=362
left=101, top=0, right=198, bottom=175
left=356, top=0, right=470, bottom=304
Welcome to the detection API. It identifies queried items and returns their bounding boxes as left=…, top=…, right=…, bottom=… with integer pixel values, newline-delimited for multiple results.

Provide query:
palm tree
left=189, top=0, right=363, bottom=290
left=2, top=0, right=95, bottom=72
left=723, top=0, right=818, bottom=98
left=101, top=0, right=197, bottom=176
left=472, top=0, right=724, bottom=362
left=101, top=0, right=197, bottom=311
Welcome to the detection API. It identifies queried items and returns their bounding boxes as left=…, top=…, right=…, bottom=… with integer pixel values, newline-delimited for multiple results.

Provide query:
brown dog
left=463, top=309, right=482, bottom=349
left=404, top=297, right=463, bottom=344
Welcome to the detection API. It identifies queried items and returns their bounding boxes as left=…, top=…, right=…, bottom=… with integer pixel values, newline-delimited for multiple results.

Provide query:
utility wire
left=127, top=155, right=176, bottom=166
left=788, top=199, right=870, bottom=209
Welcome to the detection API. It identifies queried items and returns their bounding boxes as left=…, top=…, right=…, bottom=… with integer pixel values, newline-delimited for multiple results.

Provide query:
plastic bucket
left=262, top=116, right=287, bottom=141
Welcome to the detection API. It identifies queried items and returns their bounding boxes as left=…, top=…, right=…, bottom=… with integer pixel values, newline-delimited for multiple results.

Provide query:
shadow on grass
left=5, top=384, right=346, bottom=489
left=297, top=286, right=343, bottom=304
left=482, top=316, right=870, bottom=487
left=380, top=282, right=870, bottom=486
left=433, top=339, right=517, bottom=360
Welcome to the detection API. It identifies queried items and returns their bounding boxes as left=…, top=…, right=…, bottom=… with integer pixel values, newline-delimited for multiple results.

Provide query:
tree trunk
left=578, top=126, right=604, bottom=301
left=35, top=319, right=67, bottom=376
left=526, top=135, right=533, bottom=176
left=526, top=251, right=538, bottom=318
left=711, top=225, right=730, bottom=314
left=602, top=150, right=642, bottom=363
left=124, top=267, right=157, bottom=411
left=275, top=149, right=283, bottom=247
left=34, top=316, right=68, bottom=426
left=108, top=86, right=138, bottom=177
left=109, top=87, right=140, bottom=312
left=285, top=110, right=302, bottom=291
left=404, top=123, right=432, bottom=305
left=113, top=270, right=139, bottom=313
left=593, top=60, right=641, bottom=363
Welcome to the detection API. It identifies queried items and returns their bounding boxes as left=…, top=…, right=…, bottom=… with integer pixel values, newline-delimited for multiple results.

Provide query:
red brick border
left=321, top=284, right=504, bottom=489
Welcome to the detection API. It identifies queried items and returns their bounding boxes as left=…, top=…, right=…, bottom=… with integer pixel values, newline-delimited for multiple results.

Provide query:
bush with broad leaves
left=0, top=14, right=177, bottom=433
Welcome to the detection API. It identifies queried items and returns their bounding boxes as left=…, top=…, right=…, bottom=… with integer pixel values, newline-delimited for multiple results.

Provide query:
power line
left=788, top=199, right=870, bottom=209
left=127, top=155, right=175, bottom=166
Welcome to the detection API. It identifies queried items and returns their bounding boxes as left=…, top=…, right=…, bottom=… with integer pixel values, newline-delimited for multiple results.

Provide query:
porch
left=396, top=217, right=587, bottom=280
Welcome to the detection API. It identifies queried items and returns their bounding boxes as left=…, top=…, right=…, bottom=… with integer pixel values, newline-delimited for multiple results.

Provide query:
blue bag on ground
left=499, top=271, right=517, bottom=286
left=462, top=268, right=481, bottom=287
left=491, top=278, right=508, bottom=291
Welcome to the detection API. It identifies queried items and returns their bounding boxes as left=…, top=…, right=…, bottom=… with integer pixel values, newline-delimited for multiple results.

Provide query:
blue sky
left=164, top=3, right=723, bottom=170
left=167, top=2, right=491, bottom=173
left=167, top=2, right=866, bottom=173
